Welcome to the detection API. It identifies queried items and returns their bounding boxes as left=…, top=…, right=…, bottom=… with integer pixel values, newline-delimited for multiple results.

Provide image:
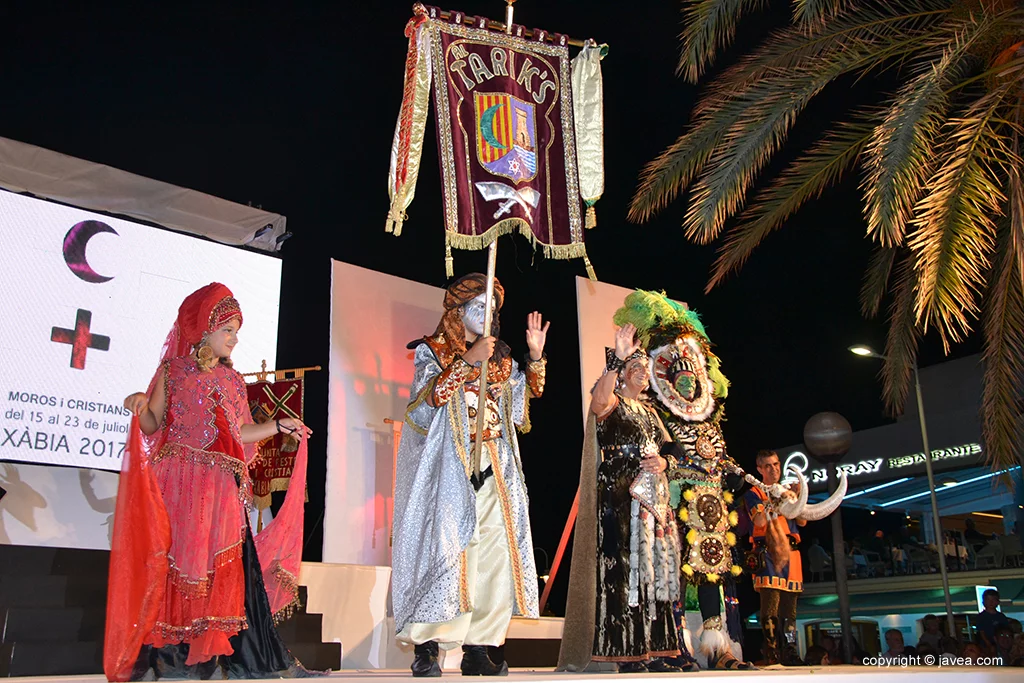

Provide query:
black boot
left=412, top=642, right=441, bottom=677
left=647, top=658, right=683, bottom=672
left=617, top=662, right=648, bottom=674
left=780, top=619, right=803, bottom=666
left=460, top=645, right=508, bottom=676
left=662, top=655, right=700, bottom=672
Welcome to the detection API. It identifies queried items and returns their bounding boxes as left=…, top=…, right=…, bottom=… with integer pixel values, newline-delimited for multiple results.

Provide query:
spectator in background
left=818, top=633, right=838, bottom=664
left=918, top=614, right=944, bottom=652
left=868, top=530, right=887, bottom=555
left=992, top=626, right=1015, bottom=665
left=879, top=630, right=905, bottom=663
left=939, top=636, right=959, bottom=657
left=804, top=645, right=829, bottom=666
left=808, top=538, right=832, bottom=582
left=915, top=643, right=938, bottom=664
left=1006, top=619, right=1024, bottom=666
left=963, top=519, right=990, bottom=554
left=976, top=589, right=1010, bottom=652
left=961, top=642, right=983, bottom=660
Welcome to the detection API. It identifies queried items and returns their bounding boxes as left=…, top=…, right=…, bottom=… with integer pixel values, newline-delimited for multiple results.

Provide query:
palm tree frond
left=678, top=0, right=767, bottom=83
left=880, top=254, right=920, bottom=417
left=629, top=124, right=728, bottom=223
left=694, top=3, right=951, bottom=118
left=706, top=118, right=871, bottom=290
left=793, top=0, right=852, bottom=26
left=908, top=85, right=1014, bottom=350
left=681, top=42, right=885, bottom=244
left=862, top=18, right=991, bottom=248
left=635, top=3, right=959, bottom=224
left=981, top=222, right=1024, bottom=472
left=861, top=245, right=898, bottom=318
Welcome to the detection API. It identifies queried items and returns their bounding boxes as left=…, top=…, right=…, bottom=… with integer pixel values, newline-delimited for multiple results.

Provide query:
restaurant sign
left=781, top=442, right=983, bottom=490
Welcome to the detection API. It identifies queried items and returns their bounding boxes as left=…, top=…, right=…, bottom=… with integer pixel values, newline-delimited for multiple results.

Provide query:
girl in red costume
left=105, top=283, right=316, bottom=681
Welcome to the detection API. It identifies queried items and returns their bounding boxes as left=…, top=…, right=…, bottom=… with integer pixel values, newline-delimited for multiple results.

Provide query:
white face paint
left=460, top=293, right=494, bottom=337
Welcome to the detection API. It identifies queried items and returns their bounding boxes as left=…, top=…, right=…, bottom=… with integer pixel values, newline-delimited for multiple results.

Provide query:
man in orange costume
left=741, top=450, right=806, bottom=666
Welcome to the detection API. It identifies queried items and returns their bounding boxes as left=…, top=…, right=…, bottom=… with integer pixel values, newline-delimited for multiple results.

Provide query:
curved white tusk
left=777, top=467, right=808, bottom=519
left=800, top=471, right=849, bottom=521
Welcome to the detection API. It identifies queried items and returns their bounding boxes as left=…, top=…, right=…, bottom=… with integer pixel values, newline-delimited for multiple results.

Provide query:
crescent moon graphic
left=480, top=103, right=509, bottom=151
left=63, top=220, right=118, bottom=283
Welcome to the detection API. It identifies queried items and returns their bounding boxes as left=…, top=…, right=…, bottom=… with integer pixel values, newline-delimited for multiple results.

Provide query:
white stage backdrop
left=0, top=460, right=119, bottom=549
left=0, top=190, right=282, bottom=471
left=325, top=261, right=445, bottom=566
left=575, top=277, right=637, bottom=426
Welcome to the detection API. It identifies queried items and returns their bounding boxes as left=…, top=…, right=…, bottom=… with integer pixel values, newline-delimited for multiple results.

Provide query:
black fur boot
left=460, top=645, right=507, bottom=676
left=412, top=641, right=441, bottom=677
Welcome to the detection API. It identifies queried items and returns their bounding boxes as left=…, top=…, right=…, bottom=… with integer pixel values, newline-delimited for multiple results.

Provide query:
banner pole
left=471, top=241, right=498, bottom=479
left=470, top=0, right=516, bottom=480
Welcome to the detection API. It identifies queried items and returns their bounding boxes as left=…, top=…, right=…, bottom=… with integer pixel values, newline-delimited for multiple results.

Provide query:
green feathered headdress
left=612, top=290, right=707, bottom=348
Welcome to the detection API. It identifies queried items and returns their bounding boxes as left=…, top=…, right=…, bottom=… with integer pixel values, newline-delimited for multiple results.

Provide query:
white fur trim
left=647, top=339, right=716, bottom=422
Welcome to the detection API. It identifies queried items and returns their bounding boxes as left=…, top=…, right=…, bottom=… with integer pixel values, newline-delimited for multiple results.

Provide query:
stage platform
left=10, top=665, right=1019, bottom=683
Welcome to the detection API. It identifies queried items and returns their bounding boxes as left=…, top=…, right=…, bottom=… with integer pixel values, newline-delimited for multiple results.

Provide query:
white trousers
left=398, top=446, right=513, bottom=648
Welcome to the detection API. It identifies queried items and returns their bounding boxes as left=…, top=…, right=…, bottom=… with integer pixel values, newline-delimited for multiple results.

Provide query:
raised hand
left=615, top=323, right=641, bottom=360
left=526, top=312, right=550, bottom=360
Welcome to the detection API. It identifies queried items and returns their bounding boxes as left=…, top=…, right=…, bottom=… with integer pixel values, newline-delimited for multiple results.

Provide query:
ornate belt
left=601, top=444, right=642, bottom=459
left=469, top=428, right=501, bottom=442
left=754, top=536, right=800, bottom=550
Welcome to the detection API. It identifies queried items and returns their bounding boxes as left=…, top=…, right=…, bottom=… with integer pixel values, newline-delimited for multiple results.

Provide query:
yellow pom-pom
left=731, top=565, right=743, bottom=577
left=682, top=564, right=694, bottom=577
left=707, top=573, right=719, bottom=583
left=686, top=529, right=698, bottom=545
left=683, top=489, right=696, bottom=502
left=728, top=511, right=739, bottom=526
left=723, top=491, right=734, bottom=504
left=726, top=532, right=737, bottom=547
left=679, top=508, right=689, bottom=522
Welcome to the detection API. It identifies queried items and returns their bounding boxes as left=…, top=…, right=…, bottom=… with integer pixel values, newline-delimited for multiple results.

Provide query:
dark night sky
left=0, top=1, right=981, bottom=612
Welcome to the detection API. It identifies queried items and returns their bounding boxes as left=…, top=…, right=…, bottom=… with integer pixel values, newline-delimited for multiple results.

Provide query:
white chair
left=973, top=540, right=1002, bottom=569
left=906, top=546, right=937, bottom=574
left=850, top=549, right=869, bottom=577
left=862, top=550, right=887, bottom=577
left=998, top=535, right=1022, bottom=567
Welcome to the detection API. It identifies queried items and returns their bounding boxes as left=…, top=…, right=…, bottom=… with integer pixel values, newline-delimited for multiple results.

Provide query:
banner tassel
left=445, top=243, right=454, bottom=278
left=585, top=204, right=597, bottom=229
left=385, top=207, right=405, bottom=236
left=584, top=254, right=597, bottom=281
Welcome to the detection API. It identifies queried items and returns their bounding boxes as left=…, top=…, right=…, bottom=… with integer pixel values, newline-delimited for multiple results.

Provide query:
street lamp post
left=803, top=412, right=854, bottom=665
left=849, top=345, right=957, bottom=641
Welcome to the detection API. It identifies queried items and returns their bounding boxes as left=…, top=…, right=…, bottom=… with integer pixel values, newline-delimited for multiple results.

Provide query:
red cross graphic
left=51, top=309, right=110, bottom=370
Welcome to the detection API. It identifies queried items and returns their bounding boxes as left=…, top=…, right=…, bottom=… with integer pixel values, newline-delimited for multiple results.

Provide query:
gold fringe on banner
left=443, top=220, right=597, bottom=280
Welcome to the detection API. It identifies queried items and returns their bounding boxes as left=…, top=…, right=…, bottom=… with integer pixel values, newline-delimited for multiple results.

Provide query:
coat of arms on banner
left=475, top=92, right=537, bottom=183
left=247, top=377, right=305, bottom=510
left=386, top=5, right=606, bottom=278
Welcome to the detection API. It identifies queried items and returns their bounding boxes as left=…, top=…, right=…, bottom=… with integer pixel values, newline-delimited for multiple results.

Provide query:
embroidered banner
left=247, top=377, right=304, bottom=510
left=386, top=6, right=603, bottom=278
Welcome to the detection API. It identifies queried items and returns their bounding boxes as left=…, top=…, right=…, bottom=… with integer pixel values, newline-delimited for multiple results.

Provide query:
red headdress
left=158, top=283, right=243, bottom=363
